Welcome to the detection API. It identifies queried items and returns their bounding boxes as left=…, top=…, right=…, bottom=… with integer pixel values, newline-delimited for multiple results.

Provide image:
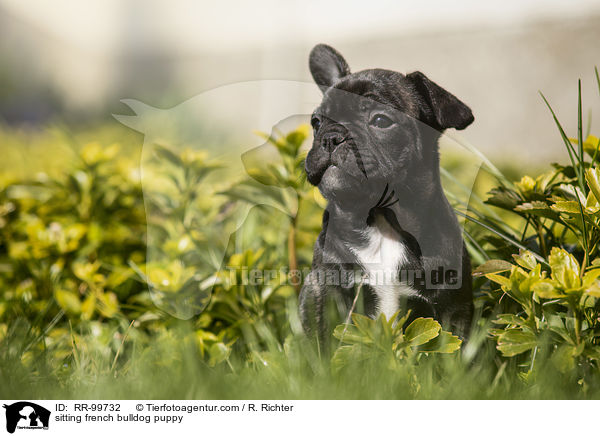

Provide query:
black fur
left=300, top=44, right=474, bottom=348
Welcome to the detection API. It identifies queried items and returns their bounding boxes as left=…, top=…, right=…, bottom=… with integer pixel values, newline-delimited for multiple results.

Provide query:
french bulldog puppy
left=299, top=44, right=474, bottom=346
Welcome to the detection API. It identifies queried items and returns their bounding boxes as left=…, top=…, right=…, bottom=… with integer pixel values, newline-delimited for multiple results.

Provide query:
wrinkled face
left=305, top=71, right=423, bottom=203
left=305, top=45, right=474, bottom=206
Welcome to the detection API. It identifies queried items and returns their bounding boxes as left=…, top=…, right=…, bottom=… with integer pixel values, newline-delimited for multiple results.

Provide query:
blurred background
left=0, top=0, right=599, bottom=163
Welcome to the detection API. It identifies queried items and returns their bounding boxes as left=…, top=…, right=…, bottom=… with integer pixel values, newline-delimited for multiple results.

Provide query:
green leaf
left=489, top=328, right=508, bottom=337
left=331, top=345, right=368, bottom=373
left=532, top=279, right=564, bottom=299
left=552, top=344, right=577, bottom=373
left=208, top=342, right=231, bottom=367
left=154, top=144, right=183, bottom=167
left=496, top=330, right=537, bottom=357
left=246, top=167, right=278, bottom=186
left=570, top=134, right=600, bottom=157
left=549, top=247, right=581, bottom=290
left=54, top=289, right=82, bottom=314
left=585, top=190, right=600, bottom=213
left=510, top=266, right=534, bottom=297
left=515, top=175, right=536, bottom=194
left=81, top=294, right=95, bottom=320
left=285, top=125, right=309, bottom=151
left=584, top=281, right=600, bottom=297
left=485, top=272, right=510, bottom=287
left=404, top=318, right=441, bottom=346
left=333, top=323, right=371, bottom=345
left=72, top=260, right=101, bottom=282
left=392, top=310, right=412, bottom=336
left=558, top=184, right=586, bottom=204
left=551, top=201, right=583, bottom=215
left=485, top=186, right=522, bottom=211
left=351, top=313, right=375, bottom=337
left=418, top=330, right=462, bottom=353
left=493, top=314, right=527, bottom=326
left=97, top=291, right=119, bottom=318
left=376, top=314, right=393, bottom=347
left=582, top=267, right=600, bottom=289
left=472, top=259, right=512, bottom=277
left=512, top=250, right=538, bottom=270
left=586, top=167, right=600, bottom=204
left=514, top=201, right=560, bottom=220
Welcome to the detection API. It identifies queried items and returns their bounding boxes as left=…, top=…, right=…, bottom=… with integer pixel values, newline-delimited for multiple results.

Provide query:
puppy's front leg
left=420, top=251, right=473, bottom=338
left=299, top=270, right=327, bottom=345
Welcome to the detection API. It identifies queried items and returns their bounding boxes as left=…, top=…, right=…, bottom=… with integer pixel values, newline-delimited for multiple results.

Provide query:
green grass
left=1, top=310, right=593, bottom=400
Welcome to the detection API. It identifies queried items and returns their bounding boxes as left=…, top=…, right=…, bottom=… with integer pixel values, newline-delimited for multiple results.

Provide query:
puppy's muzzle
left=320, top=131, right=346, bottom=152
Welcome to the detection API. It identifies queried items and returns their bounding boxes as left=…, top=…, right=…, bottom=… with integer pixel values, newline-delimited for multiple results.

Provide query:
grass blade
left=455, top=210, right=548, bottom=266
left=540, top=92, right=585, bottom=194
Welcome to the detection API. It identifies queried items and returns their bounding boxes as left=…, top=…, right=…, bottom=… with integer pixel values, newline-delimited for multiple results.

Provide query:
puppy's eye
left=311, top=116, right=321, bottom=132
left=369, top=114, right=394, bottom=128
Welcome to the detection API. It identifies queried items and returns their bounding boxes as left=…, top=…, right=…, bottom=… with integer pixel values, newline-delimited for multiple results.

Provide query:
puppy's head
left=305, top=44, right=474, bottom=205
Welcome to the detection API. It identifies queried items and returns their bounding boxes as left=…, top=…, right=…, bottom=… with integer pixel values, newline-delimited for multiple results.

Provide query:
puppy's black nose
left=320, top=132, right=345, bottom=152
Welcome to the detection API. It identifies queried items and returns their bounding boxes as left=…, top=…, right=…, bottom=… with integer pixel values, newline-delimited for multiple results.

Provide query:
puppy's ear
left=309, top=44, right=351, bottom=90
left=407, top=71, right=474, bottom=131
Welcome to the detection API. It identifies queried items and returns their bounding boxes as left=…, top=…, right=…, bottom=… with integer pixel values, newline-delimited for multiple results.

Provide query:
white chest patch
left=350, top=216, right=418, bottom=320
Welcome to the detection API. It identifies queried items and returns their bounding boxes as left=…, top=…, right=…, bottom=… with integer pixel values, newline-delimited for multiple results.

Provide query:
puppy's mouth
left=307, top=161, right=341, bottom=186
left=306, top=143, right=369, bottom=188
left=306, top=160, right=330, bottom=186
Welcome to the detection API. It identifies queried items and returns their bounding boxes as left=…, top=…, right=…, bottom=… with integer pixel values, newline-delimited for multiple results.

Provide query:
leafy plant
left=331, top=312, right=461, bottom=373
left=469, top=69, right=600, bottom=382
left=481, top=249, right=600, bottom=373
left=221, top=125, right=323, bottom=290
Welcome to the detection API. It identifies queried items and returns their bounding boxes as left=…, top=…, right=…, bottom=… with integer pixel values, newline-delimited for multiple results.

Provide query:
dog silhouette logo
left=3, top=402, right=50, bottom=433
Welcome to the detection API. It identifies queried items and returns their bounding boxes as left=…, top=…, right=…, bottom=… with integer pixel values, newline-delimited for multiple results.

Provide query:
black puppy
left=299, top=44, right=474, bottom=346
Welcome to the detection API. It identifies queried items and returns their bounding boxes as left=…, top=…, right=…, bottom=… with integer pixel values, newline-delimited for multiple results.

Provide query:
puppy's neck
left=328, top=202, right=372, bottom=231
left=327, top=175, right=447, bottom=246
